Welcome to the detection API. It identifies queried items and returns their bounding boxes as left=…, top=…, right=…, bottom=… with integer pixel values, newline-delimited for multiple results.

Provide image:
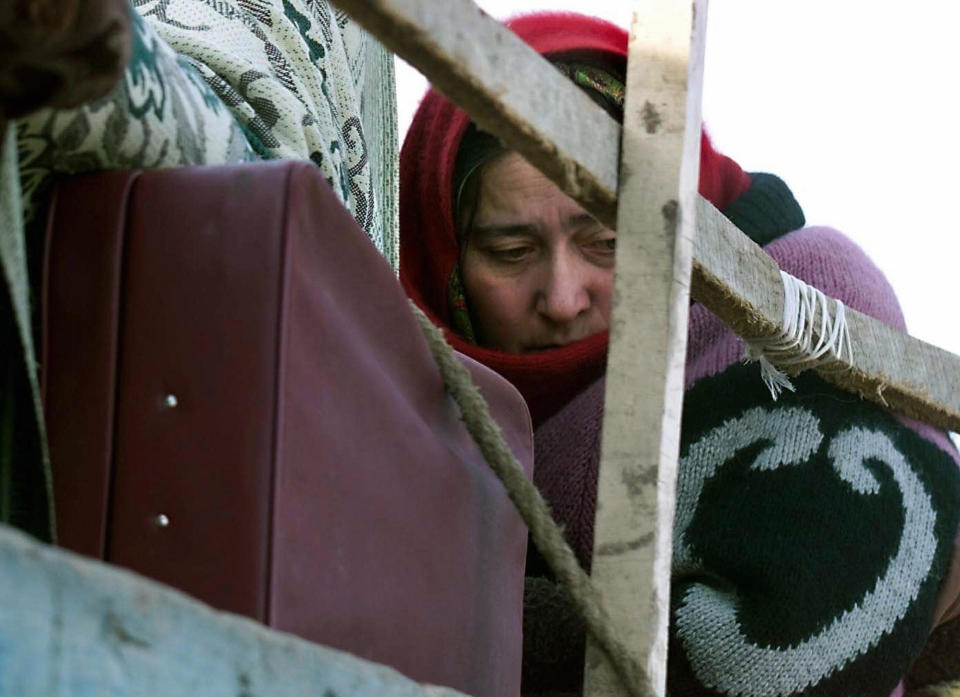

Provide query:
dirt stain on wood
left=621, top=464, right=658, bottom=498
left=595, top=532, right=655, bottom=556
left=662, top=199, right=679, bottom=236
left=642, top=100, right=662, bottom=133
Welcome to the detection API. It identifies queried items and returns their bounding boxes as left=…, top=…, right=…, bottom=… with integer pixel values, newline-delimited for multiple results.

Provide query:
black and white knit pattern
left=670, top=366, right=960, bottom=697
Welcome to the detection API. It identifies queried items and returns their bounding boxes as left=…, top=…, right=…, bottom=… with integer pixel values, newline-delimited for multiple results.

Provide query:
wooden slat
left=0, top=523, right=467, bottom=697
left=331, top=0, right=620, bottom=229
left=585, top=3, right=706, bottom=696
left=334, top=0, right=960, bottom=432
left=692, top=197, right=960, bottom=430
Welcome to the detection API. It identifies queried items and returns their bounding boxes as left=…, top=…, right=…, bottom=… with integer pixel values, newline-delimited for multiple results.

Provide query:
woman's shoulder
left=764, top=225, right=907, bottom=332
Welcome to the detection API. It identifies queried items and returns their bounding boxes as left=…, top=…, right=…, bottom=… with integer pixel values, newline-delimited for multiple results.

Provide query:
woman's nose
left=535, top=254, right=591, bottom=324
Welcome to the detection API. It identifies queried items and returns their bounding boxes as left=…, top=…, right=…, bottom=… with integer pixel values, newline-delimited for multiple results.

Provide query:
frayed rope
left=409, top=300, right=654, bottom=697
left=744, top=271, right=853, bottom=399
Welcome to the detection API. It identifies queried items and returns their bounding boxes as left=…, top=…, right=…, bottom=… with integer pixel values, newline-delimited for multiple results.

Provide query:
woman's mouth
left=524, top=343, right=563, bottom=353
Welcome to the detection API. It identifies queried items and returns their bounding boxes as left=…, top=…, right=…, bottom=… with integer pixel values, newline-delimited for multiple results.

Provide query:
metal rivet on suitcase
left=153, top=514, right=170, bottom=528
left=163, top=394, right=178, bottom=408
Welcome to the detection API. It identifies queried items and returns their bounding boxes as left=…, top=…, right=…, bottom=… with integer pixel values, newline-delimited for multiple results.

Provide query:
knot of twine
left=745, top=271, right=853, bottom=399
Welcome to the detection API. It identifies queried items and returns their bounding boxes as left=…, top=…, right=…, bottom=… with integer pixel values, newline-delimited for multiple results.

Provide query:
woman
left=400, top=11, right=960, bottom=697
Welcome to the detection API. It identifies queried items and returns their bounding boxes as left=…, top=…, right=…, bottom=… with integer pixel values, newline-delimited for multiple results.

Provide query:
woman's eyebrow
left=471, top=214, right=600, bottom=238
left=566, top=213, right=600, bottom=227
left=470, top=223, right=537, bottom=238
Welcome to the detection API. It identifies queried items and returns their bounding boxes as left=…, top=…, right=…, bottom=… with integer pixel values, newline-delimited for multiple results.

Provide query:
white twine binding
left=744, top=271, right=853, bottom=399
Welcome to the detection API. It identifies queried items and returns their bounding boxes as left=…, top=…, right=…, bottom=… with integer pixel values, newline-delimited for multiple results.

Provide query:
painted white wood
left=0, top=524, right=468, bottom=697
left=584, top=2, right=707, bottom=696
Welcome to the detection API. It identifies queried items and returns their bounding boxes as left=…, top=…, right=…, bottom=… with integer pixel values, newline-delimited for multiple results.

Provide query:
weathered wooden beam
left=692, top=197, right=960, bottom=430
left=334, top=0, right=960, bottom=432
left=0, top=523, right=468, bottom=697
left=586, top=3, right=706, bottom=696
left=331, top=0, right=620, bottom=228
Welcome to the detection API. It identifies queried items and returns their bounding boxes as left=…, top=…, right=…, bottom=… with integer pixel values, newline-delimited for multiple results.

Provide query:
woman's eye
left=491, top=246, right=534, bottom=262
left=587, top=238, right=616, bottom=253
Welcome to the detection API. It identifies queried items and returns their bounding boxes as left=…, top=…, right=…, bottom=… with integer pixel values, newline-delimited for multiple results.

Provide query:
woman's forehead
left=475, top=152, right=588, bottom=221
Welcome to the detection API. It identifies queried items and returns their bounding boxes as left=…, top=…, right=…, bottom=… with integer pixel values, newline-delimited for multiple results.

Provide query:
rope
left=410, top=301, right=653, bottom=697
left=906, top=681, right=960, bottom=697
left=744, top=270, right=853, bottom=399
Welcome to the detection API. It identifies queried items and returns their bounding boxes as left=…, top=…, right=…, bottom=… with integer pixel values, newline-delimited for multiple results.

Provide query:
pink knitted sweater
left=526, top=226, right=960, bottom=697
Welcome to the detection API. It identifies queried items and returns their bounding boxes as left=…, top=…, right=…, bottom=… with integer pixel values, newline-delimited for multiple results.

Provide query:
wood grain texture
left=331, top=0, right=960, bottom=430
left=0, top=523, right=468, bottom=697
left=691, top=196, right=960, bottom=431
left=332, top=0, right=621, bottom=229
left=584, top=3, right=706, bottom=696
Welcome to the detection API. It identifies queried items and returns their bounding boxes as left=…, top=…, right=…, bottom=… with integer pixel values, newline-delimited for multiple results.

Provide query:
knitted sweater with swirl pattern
left=525, top=217, right=960, bottom=697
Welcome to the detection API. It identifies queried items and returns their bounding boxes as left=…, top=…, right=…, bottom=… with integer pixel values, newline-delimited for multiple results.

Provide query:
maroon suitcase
left=40, top=161, right=534, bottom=697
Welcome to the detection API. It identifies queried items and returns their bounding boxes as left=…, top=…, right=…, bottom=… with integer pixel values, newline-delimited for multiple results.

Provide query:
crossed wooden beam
left=332, top=0, right=960, bottom=695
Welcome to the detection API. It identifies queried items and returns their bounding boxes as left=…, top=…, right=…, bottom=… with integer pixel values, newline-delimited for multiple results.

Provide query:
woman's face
left=461, top=151, right=615, bottom=353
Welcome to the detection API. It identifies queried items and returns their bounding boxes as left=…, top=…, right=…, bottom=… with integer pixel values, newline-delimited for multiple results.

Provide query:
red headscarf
left=400, top=11, right=751, bottom=427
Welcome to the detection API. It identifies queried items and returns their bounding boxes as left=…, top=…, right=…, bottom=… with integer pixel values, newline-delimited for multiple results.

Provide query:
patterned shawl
left=2, top=0, right=398, bottom=540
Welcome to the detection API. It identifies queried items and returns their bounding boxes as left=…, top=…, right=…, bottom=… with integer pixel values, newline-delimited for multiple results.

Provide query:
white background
left=394, top=1, right=960, bottom=355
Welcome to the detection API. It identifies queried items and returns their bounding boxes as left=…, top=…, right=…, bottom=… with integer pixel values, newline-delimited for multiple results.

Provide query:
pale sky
left=395, top=1, right=960, bottom=357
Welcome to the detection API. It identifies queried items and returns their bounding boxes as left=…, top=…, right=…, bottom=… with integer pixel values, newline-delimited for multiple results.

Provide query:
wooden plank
left=330, top=0, right=620, bottom=229
left=333, top=0, right=960, bottom=432
left=692, top=197, right=960, bottom=430
left=0, top=523, right=468, bottom=697
left=584, top=3, right=706, bottom=697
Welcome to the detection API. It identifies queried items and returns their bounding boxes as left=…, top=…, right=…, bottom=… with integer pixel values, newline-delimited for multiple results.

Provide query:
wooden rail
left=331, top=1, right=960, bottom=696
left=693, top=197, right=960, bottom=430
left=586, top=2, right=706, bottom=696
left=332, top=0, right=960, bottom=433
